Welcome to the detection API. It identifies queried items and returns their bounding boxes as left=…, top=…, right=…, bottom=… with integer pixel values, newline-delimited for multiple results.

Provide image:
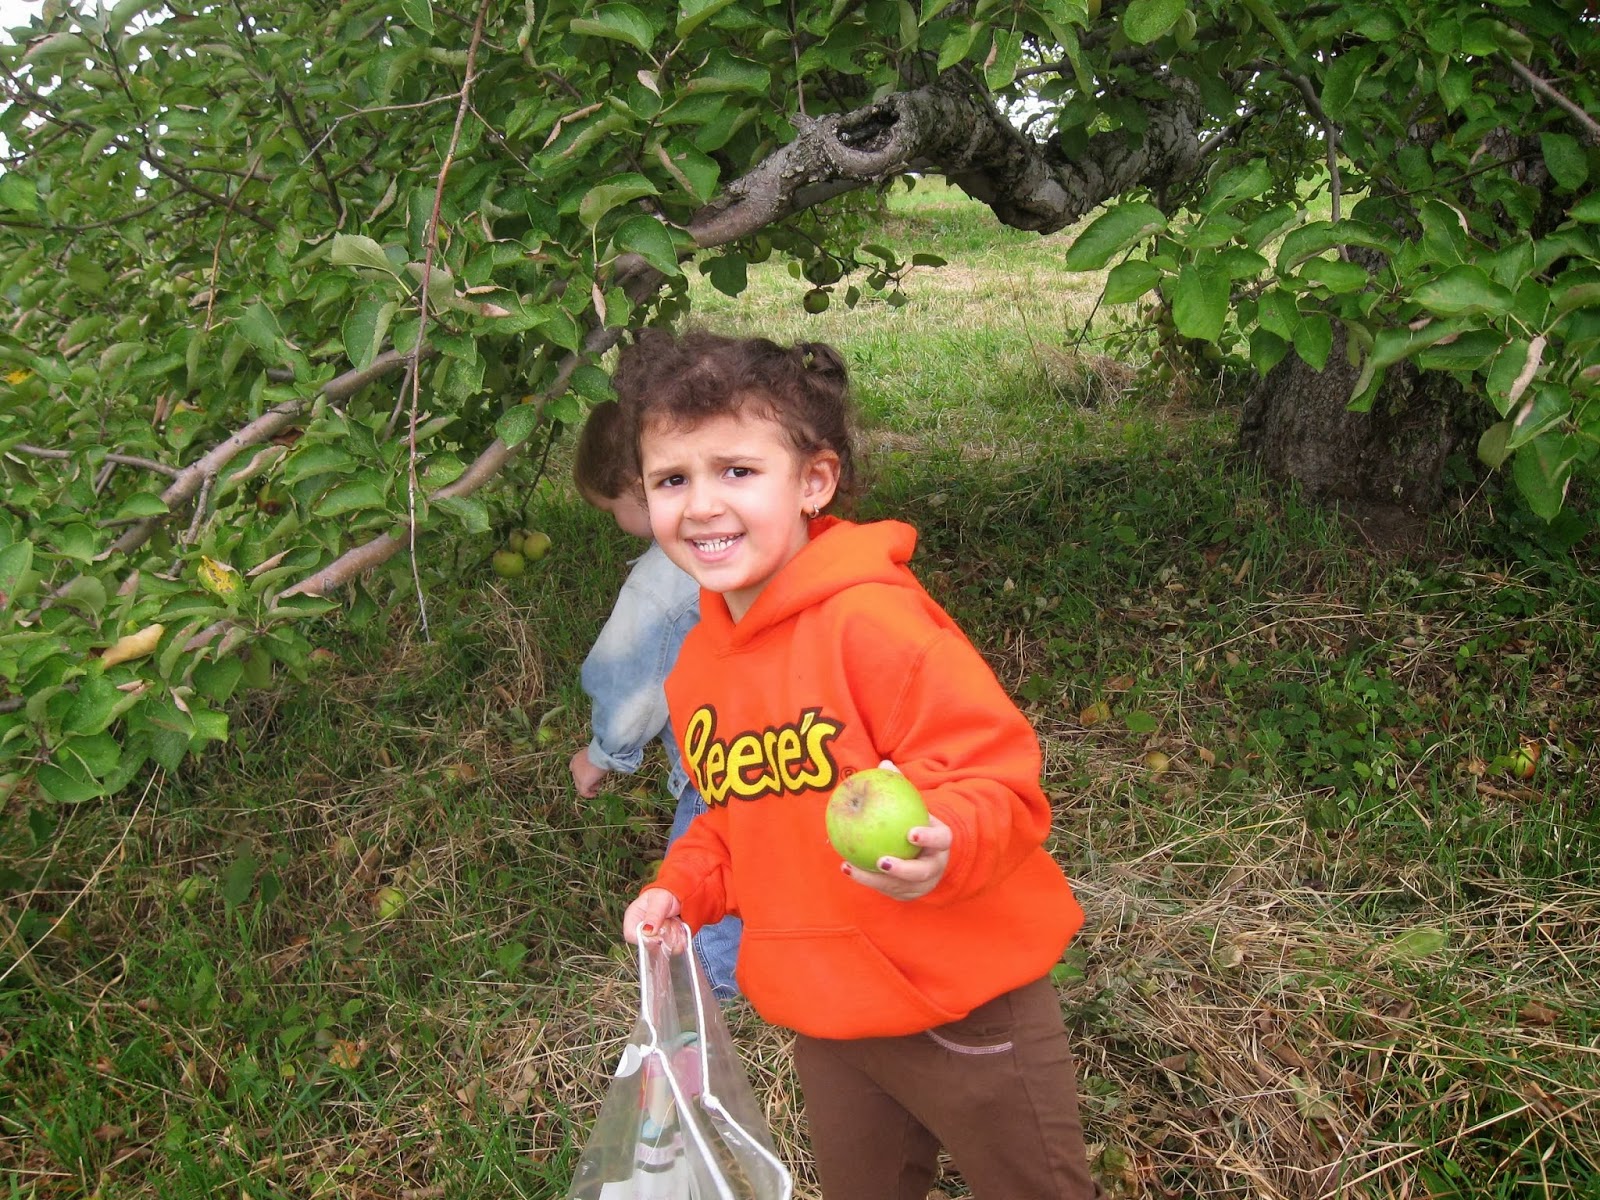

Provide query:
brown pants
left=792, top=977, right=1100, bottom=1199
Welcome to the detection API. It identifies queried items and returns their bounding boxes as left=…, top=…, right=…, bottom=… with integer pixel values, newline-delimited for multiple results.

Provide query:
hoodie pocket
left=738, top=926, right=962, bottom=1037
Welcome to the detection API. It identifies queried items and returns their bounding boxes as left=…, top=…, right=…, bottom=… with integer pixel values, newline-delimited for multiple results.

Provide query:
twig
left=404, top=0, right=495, bottom=643
left=10, top=444, right=182, bottom=478
left=1289, top=73, right=1342, bottom=225
left=1506, top=58, right=1600, bottom=146
left=182, top=473, right=216, bottom=545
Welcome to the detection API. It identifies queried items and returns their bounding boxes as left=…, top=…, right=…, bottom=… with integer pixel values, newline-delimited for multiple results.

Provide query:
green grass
left=3, top=182, right=1599, bottom=1199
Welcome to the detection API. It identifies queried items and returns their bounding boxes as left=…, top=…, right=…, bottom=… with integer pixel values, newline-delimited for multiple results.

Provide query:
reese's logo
left=682, top=704, right=843, bottom=805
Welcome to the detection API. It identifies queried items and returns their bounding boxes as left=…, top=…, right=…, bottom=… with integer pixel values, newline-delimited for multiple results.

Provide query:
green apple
left=373, top=886, right=407, bottom=921
left=521, top=530, right=552, bottom=562
left=825, top=767, right=928, bottom=871
left=491, top=548, right=525, bottom=578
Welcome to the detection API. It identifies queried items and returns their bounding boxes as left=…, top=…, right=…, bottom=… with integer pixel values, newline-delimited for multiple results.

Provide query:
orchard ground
left=3, top=182, right=1598, bottom=1199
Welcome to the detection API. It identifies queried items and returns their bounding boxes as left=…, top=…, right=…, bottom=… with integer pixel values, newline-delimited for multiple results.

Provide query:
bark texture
left=1238, top=326, right=1479, bottom=513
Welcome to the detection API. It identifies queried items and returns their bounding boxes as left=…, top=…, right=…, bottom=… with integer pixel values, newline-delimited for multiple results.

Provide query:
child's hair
left=572, top=400, right=639, bottom=502
left=612, top=329, right=858, bottom=508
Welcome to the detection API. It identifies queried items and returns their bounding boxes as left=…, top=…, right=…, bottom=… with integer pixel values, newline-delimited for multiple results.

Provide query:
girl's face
left=639, top=405, right=839, bottom=622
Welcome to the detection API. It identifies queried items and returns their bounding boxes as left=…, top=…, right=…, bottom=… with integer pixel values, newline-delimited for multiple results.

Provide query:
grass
left=3, top=179, right=1599, bottom=1199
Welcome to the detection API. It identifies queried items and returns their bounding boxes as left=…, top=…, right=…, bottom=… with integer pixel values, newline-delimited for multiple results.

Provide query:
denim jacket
left=580, top=541, right=700, bottom=800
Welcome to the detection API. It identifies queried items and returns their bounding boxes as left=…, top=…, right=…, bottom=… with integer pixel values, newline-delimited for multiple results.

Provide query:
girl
left=616, top=330, right=1098, bottom=1199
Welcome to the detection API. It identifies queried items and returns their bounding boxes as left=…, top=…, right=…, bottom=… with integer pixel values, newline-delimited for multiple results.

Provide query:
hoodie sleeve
left=845, top=593, right=1053, bottom=907
left=650, top=800, right=737, bottom=932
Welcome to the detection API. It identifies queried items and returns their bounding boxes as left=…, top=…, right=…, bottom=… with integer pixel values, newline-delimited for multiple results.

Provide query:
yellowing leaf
left=100, top=623, right=165, bottom=668
left=198, top=555, right=241, bottom=600
left=327, top=1039, right=364, bottom=1070
left=4, top=369, right=31, bottom=385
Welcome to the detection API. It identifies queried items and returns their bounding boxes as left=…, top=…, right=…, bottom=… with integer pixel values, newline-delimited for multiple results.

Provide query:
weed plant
left=2, top=180, right=1597, bottom=1199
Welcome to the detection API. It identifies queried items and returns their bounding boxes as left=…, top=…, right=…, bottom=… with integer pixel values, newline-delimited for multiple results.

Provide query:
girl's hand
left=840, top=814, right=952, bottom=901
left=623, top=887, right=687, bottom=952
left=570, top=749, right=608, bottom=798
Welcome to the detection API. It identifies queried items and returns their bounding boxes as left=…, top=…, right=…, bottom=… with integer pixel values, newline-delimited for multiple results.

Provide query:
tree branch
left=686, top=77, right=1204, bottom=245
left=10, top=445, right=182, bottom=478
left=1505, top=57, right=1600, bottom=147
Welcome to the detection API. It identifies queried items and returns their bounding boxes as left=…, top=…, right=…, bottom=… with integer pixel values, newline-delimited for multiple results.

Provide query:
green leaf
left=613, top=214, right=682, bottom=276
left=1199, top=161, right=1271, bottom=215
left=1250, top=327, right=1289, bottom=375
left=1240, top=0, right=1299, bottom=59
left=1511, top=430, right=1577, bottom=520
left=1103, top=260, right=1162, bottom=304
left=1064, top=202, right=1168, bottom=271
left=342, top=298, right=397, bottom=371
left=331, top=233, right=400, bottom=276
left=1486, top=338, right=1536, bottom=416
left=1478, top=420, right=1512, bottom=469
left=0, top=540, right=34, bottom=601
left=1413, top=266, right=1514, bottom=318
left=64, top=676, right=122, bottom=737
left=1541, top=133, right=1588, bottom=192
left=1121, top=0, right=1184, bottom=45
left=35, top=761, right=106, bottom=804
left=1571, top=193, right=1600, bottom=224
left=677, top=0, right=740, bottom=36
left=936, top=21, right=981, bottom=70
left=1275, top=220, right=1392, bottom=272
left=682, top=49, right=769, bottom=94
left=1124, top=710, right=1159, bottom=734
left=1295, top=258, right=1369, bottom=294
left=579, top=173, right=659, bottom=230
left=314, top=479, right=388, bottom=518
left=660, top=138, right=720, bottom=203
left=705, top=254, right=748, bottom=297
left=222, top=850, right=258, bottom=907
left=1171, top=264, right=1229, bottom=342
left=400, top=0, right=433, bottom=35
left=1505, top=384, right=1571, bottom=452
left=984, top=28, right=1024, bottom=91
left=431, top=494, right=491, bottom=535
left=570, top=4, right=658, bottom=53
left=237, top=301, right=285, bottom=353
left=1414, top=329, right=1505, bottom=372
left=1321, top=46, right=1375, bottom=121
left=283, top=444, right=356, bottom=485
left=495, top=403, right=544, bottom=449
left=1293, top=313, right=1333, bottom=371
left=0, top=173, right=40, bottom=214
left=1378, top=927, right=1448, bottom=962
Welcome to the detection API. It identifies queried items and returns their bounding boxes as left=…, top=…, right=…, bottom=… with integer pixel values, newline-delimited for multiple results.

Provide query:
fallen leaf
left=1197, top=746, right=1217, bottom=767
left=328, top=1039, right=364, bottom=1070
left=1106, top=674, right=1136, bottom=693
left=1079, top=701, right=1111, bottom=727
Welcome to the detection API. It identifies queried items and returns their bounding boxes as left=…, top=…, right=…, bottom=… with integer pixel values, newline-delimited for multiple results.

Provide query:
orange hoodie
left=652, top=517, right=1084, bottom=1039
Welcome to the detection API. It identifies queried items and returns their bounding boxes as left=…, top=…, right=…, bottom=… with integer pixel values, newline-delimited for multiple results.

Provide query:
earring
left=807, top=503, right=820, bottom=519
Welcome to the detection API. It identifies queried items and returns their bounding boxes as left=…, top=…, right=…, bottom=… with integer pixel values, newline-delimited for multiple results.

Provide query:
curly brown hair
left=571, top=399, right=638, bottom=502
left=612, top=329, right=859, bottom=510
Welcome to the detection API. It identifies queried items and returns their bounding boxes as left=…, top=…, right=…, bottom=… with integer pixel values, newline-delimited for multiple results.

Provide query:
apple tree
left=1, top=0, right=1596, bottom=804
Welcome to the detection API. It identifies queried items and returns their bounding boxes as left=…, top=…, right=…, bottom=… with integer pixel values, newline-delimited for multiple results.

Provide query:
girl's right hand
left=623, top=888, right=686, bottom=951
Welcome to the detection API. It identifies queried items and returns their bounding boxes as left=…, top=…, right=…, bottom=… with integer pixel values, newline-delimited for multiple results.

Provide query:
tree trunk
left=1238, top=327, right=1482, bottom=514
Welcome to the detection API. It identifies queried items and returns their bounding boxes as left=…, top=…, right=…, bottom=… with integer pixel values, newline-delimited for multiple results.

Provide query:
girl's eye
left=727, top=466, right=753, bottom=479
left=654, top=473, right=684, bottom=489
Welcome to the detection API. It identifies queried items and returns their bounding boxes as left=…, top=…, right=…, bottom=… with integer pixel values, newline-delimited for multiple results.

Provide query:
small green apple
left=373, top=886, right=407, bottom=921
left=491, top=549, right=525, bottom=578
left=521, top=530, right=552, bottom=561
left=825, top=767, right=929, bottom=871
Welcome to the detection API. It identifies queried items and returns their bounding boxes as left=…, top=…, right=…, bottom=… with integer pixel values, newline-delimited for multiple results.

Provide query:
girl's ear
left=801, top=449, right=841, bottom=514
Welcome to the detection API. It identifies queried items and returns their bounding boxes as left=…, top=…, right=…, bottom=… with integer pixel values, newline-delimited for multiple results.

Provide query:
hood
left=701, top=517, right=919, bottom=646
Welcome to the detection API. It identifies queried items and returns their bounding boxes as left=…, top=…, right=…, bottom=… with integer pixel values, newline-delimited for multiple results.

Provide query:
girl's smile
left=640, top=407, right=839, bottom=622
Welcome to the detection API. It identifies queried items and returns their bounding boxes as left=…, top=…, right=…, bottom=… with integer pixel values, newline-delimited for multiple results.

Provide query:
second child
left=569, top=400, right=742, bottom=998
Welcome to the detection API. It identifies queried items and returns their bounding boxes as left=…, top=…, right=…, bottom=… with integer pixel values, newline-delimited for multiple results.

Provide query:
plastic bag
left=565, top=930, right=792, bottom=1200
